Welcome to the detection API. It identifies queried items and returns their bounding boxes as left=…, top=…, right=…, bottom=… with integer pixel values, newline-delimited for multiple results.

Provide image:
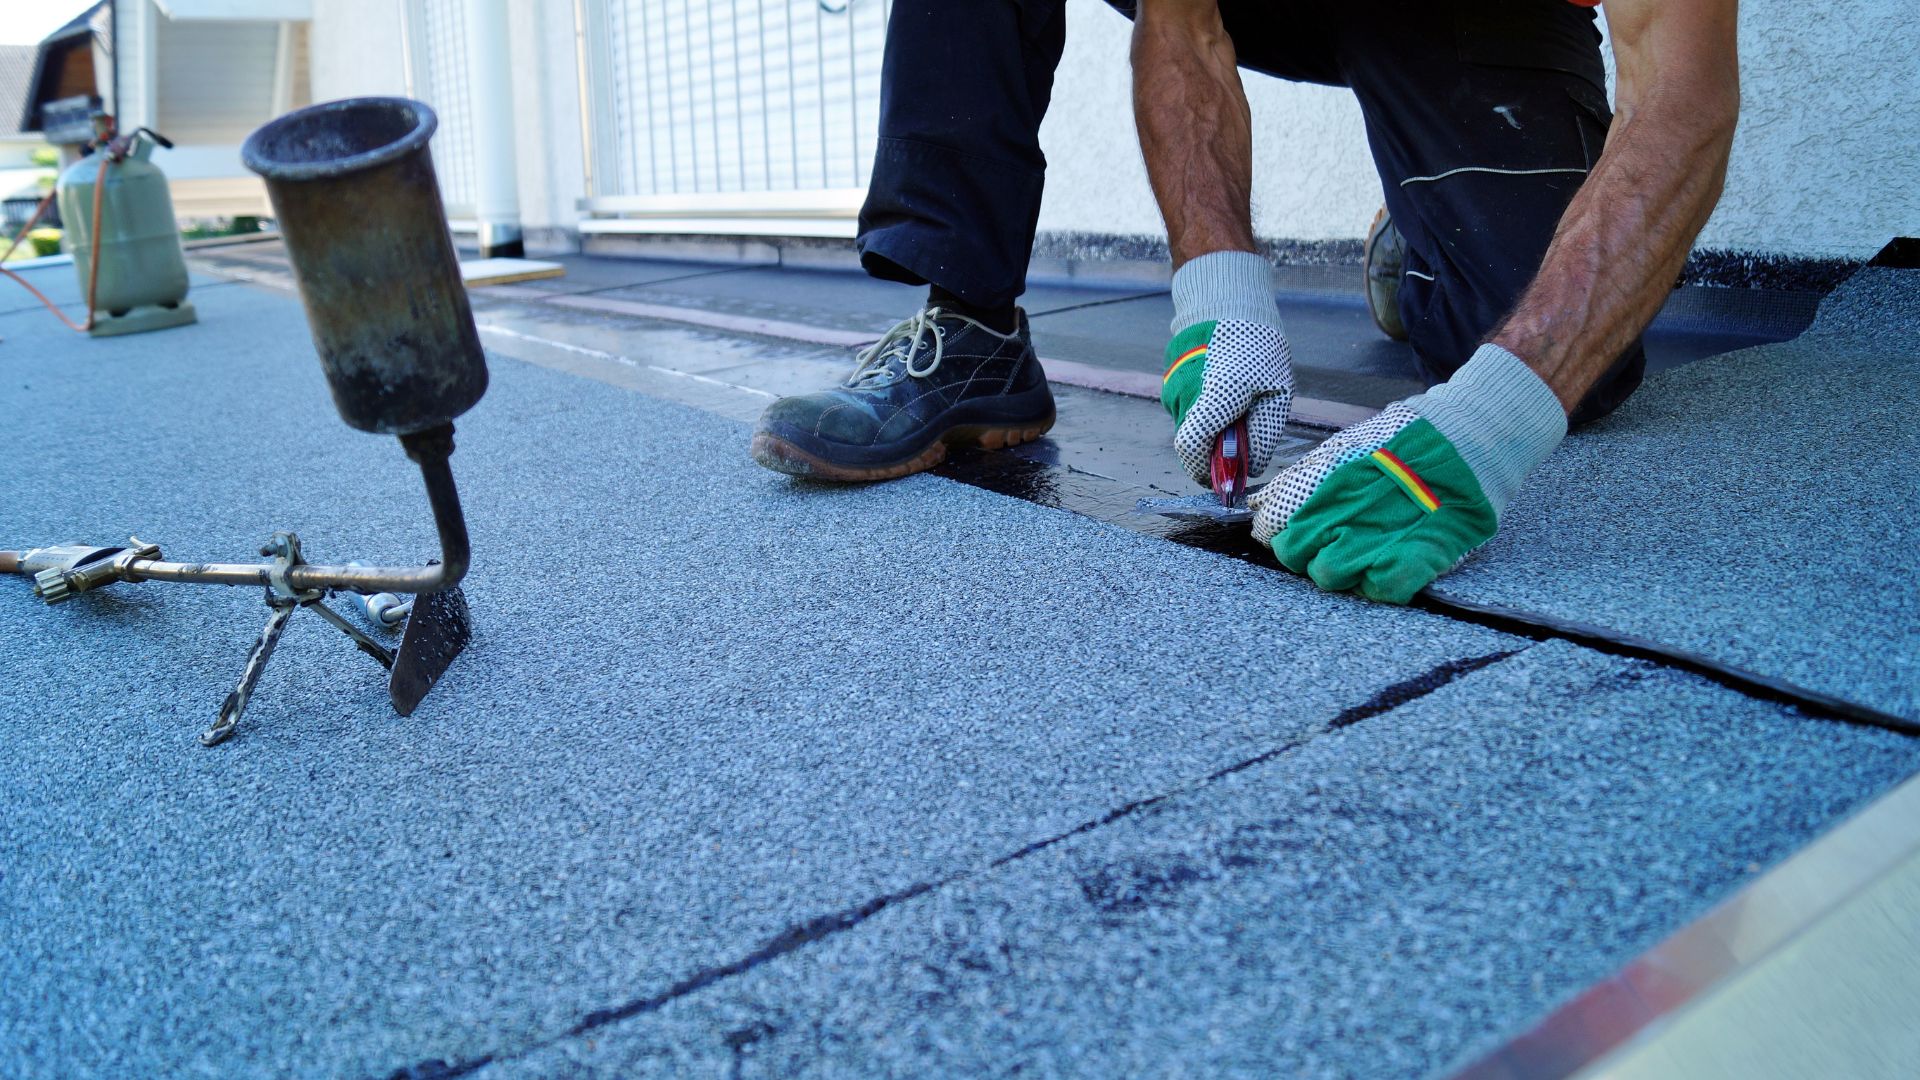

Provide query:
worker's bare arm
left=1132, top=0, right=1256, bottom=268
left=1490, top=0, right=1741, bottom=415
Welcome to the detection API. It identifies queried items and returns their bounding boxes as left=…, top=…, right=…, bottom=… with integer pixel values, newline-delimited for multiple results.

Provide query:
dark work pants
left=855, top=0, right=1645, bottom=423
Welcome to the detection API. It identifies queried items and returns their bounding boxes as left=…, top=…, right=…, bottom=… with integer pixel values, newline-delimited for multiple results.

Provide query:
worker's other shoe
left=750, top=307, right=1056, bottom=481
left=1364, top=206, right=1409, bottom=342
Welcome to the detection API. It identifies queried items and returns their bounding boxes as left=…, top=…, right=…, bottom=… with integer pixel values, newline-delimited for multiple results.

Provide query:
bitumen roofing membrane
left=0, top=259, right=1914, bottom=1078
left=1436, top=267, right=1920, bottom=720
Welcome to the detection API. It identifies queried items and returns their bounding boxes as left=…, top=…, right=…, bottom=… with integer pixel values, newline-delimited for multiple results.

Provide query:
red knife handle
left=1211, top=418, right=1250, bottom=506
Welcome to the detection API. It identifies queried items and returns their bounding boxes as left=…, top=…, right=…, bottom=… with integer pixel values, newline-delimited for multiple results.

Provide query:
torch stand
left=1, top=97, right=488, bottom=746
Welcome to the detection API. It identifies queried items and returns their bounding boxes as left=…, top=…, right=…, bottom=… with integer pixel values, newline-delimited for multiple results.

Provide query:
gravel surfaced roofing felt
left=1, top=266, right=1914, bottom=1078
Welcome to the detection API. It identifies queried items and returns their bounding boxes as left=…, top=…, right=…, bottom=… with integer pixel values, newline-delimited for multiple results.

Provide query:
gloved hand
left=1250, top=343, right=1567, bottom=604
left=1161, top=318, right=1295, bottom=486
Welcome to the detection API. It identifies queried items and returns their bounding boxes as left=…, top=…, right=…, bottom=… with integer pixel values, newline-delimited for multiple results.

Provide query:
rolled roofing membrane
left=1438, top=267, right=1920, bottom=722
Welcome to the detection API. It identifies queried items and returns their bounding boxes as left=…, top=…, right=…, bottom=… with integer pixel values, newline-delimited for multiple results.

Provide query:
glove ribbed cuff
left=1170, top=251, right=1282, bottom=334
left=1405, top=343, right=1567, bottom=516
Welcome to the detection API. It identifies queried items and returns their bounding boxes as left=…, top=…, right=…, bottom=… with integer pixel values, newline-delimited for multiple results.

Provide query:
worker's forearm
left=1490, top=94, right=1735, bottom=414
left=1132, top=1, right=1256, bottom=268
left=1490, top=97, right=1735, bottom=413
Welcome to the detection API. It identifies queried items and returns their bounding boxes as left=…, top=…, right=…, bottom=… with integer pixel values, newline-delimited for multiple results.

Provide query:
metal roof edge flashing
left=1443, top=765, right=1920, bottom=1080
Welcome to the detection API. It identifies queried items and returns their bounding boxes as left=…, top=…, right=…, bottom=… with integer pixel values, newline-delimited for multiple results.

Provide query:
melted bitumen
left=932, top=446, right=1273, bottom=564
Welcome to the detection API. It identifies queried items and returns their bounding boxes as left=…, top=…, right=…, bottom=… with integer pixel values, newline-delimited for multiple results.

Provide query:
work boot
left=1364, top=206, right=1410, bottom=342
left=750, top=307, right=1056, bottom=481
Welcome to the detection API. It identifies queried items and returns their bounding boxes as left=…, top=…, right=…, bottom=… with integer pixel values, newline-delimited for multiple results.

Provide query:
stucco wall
left=296, top=0, right=1913, bottom=259
left=1036, top=0, right=1917, bottom=260
left=1696, top=0, right=1917, bottom=256
left=308, top=0, right=409, bottom=103
left=1037, top=0, right=1377, bottom=245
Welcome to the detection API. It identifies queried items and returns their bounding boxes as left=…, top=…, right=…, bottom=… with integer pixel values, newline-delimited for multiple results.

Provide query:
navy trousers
left=855, top=0, right=1645, bottom=422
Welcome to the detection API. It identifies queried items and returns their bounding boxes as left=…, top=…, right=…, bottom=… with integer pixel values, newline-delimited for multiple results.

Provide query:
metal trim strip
left=1446, top=767, right=1920, bottom=1080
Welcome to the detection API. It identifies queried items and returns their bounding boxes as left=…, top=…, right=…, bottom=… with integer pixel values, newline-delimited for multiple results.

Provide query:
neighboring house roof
left=0, top=45, right=37, bottom=137
left=21, top=0, right=111, bottom=134
left=40, top=2, right=107, bottom=48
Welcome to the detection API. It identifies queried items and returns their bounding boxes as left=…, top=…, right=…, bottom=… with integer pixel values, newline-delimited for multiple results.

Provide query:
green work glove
left=1250, top=343, right=1567, bottom=604
left=1161, top=319, right=1294, bottom=485
left=1161, top=251, right=1294, bottom=486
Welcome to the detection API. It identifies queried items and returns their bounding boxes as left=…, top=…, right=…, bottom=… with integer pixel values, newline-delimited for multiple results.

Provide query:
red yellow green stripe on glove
left=1161, top=319, right=1294, bottom=485
left=1250, top=344, right=1568, bottom=604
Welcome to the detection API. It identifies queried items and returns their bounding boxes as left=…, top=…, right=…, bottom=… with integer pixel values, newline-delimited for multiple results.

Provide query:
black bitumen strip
left=557, top=264, right=768, bottom=299
left=374, top=882, right=944, bottom=1078
left=1023, top=289, right=1170, bottom=318
left=376, top=648, right=1525, bottom=1079
left=1868, top=236, right=1920, bottom=269
left=1321, top=650, right=1521, bottom=730
left=385, top=1056, right=493, bottom=1080
left=564, top=883, right=939, bottom=1037
left=1680, top=248, right=1864, bottom=293
left=1416, top=590, right=1920, bottom=738
left=966, top=651, right=1527, bottom=877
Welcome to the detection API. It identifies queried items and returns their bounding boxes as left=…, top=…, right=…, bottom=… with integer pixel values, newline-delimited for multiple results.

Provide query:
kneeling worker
left=750, top=0, right=1739, bottom=604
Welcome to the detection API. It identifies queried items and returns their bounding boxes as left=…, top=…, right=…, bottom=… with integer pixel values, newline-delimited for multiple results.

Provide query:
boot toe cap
left=757, top=392, right=884, bottom=447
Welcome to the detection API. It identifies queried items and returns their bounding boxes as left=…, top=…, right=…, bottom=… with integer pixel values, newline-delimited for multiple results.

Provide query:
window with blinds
left=155, top=19, right=280, bottom=145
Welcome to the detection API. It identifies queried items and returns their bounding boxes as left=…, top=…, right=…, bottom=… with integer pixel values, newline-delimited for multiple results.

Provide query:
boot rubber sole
left=751, top=416, right=1056, bottom=482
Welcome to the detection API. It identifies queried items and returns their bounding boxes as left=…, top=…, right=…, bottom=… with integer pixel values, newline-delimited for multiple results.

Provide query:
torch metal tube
left=124, top=429, right=470, bottom=596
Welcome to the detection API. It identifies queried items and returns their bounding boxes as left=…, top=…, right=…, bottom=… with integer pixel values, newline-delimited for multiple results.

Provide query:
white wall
left=306, top=0, right=580, bottom=232
left=114, top=0, right=156, bottom=131
left=1038, top=0, right=1918, bottom=260
left=1037, top=0, right=1375, bottom=245
left=1699, top=0, right=1917, bottom=256
left=298, top=0, right=1916, bottom=260
left=308, top=0, right=410, bottom=102
left=0, top=139, right=47, bottom=168
left=110, top=0, right=294, bottom=204
left=155, top=18, right=280, bottom=143
left=510, top=0, right=587, bottom=233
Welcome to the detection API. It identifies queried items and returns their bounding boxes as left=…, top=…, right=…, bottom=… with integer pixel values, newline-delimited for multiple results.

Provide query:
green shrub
left=180, top=216, right=267, bottom=241
left=29, top=146, right=58, bottom=168
left=28, top=228, right=62, bottom=257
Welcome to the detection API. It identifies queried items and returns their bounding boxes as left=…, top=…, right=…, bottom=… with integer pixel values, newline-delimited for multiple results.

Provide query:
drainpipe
left=133, top=0, right=157, bottom=132
left=463, top=0, right=522, bottom=258
left=109, top=0, right=119, bottom=124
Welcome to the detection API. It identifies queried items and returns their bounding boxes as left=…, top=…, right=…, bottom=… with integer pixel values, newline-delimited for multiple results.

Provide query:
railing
left=399, top=0, right=480, bottom=222
left=575, top=0, right=890, bottom=237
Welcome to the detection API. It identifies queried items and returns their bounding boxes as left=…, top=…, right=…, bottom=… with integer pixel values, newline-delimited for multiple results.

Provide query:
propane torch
left=2, top=98, right=484, bottom=747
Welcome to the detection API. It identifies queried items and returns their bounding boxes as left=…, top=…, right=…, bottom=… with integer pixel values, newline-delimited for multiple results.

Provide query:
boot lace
left=846, top=307, right=998, bottom=387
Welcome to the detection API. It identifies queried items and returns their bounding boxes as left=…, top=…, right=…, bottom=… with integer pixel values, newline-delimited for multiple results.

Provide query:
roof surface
left=0, top=45, right=38, bottom=136
left=1, top=262, right=1913, bottom=1077
left=1439, top=267, right=1920, bottom=719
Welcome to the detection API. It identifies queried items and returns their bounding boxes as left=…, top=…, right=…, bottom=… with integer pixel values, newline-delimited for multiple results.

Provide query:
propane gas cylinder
left=56, top=129, right=196, bottom=336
